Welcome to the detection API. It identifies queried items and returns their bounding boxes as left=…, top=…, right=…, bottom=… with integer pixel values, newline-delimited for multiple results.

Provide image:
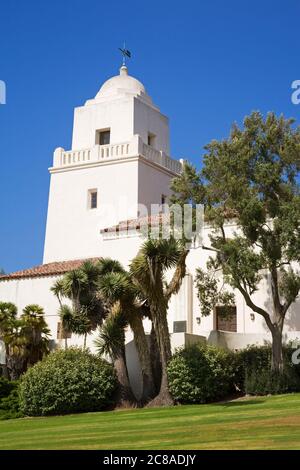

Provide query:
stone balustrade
left=52, top=135, right=182, bottom=174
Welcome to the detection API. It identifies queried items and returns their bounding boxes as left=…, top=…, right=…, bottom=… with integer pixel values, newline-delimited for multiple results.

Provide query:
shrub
left=245, top=366, right=300, bottom=395
left=235, top=344, right=300, bottom=394
left=19, top=347, right=117, bottom=416
left=234, top=345, right=272, bottom=391
left=0, top=378, right=22, bottom=420
left=167, top=344, right=236, bottom=404
left=0, top=389, right=23, bottom=420
left=0, top=376, right=17, bottom=400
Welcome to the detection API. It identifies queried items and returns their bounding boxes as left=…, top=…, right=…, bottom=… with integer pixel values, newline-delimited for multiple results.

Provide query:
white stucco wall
left=72, top=97, right=134, bottom=150
left=137, top=159, right=174, bottom=214
left=133, top=97, right=170, bottom=155
left=43, top=159, right=140, bottom=263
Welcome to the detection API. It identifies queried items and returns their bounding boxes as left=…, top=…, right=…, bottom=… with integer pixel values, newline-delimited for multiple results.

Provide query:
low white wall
left=206, top=330, right=300, bottom=350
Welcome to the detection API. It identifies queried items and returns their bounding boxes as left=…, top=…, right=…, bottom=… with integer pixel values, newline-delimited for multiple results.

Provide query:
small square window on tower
left=148, top=133, right=156, bottom=147
left=96, top=129, right=110, bottom=146
left=88, top=189, right=98, bottom=210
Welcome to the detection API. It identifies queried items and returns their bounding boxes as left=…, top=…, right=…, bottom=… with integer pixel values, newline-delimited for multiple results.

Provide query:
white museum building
left=1, top=63, right=300, bottom=383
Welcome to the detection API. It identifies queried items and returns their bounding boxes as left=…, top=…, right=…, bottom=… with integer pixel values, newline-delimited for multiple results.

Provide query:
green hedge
left=167, top=344, right=236, bottom=404
left=236, top=345, right=300, bottom=395
left=0, top=377, right=16, bottom=400
left=167, top=343, right=300, bottom=403
left=19, top=347, right=117, bottom=416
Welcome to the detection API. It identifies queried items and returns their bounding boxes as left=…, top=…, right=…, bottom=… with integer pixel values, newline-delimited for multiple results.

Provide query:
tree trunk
left=150, top=323, right=162, bottom=394
left=6, top=355, right=25, bottom=381
left=271, top=324, right=284, bottom=373
left=64, top=338, right=68, bottom=350
left=147, top=305, right=174, bottom=407
left=113, top=350, right=136, bottom=407
left=129, top=313, right=155, bottom=403
left=83, top=333, right=87, bottom=349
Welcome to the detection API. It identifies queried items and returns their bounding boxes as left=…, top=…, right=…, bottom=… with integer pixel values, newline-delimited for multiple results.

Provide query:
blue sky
left=0, top=0, right=299, bottom=273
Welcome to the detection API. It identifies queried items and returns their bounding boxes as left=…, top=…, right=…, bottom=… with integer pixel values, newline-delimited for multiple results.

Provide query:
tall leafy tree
left=171, top=112, right=300, bottom=373
left=130, top=237, right=188, bottom=406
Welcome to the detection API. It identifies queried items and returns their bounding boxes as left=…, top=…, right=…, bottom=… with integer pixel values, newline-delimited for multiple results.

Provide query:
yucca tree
left=51, top=260, right=106, bottom=348
left=130, top=237, right=188, bottom=406
left=95, top=302, right=136, bottom=405
left=98, top=268, right=155, bottom=402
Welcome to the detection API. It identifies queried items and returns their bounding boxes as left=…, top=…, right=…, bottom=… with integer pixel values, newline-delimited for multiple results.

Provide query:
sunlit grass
left=0, top=394, right=300, bottom=450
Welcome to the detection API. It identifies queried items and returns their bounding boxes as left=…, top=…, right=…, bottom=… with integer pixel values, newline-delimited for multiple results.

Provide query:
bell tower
left=43, top=65, right=182, bottom=263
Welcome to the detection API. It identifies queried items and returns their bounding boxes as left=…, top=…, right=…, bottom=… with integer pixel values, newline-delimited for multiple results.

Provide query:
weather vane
left=119, top=42, right=131, bottom=66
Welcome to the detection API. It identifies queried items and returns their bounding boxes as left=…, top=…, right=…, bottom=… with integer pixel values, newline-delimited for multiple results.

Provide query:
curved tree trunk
left=113, top=349, right=136, bottom=407
left=148, top=305, right=173, bottom=407
left=129, top=313, right=155, bottom=403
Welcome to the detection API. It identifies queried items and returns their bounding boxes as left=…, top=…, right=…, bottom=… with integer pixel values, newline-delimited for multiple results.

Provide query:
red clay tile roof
left=100, top=209, right=237, bottom=234
left=101, top=213, right=169, bottom=234
left=0, top=258, right=100, bottom=281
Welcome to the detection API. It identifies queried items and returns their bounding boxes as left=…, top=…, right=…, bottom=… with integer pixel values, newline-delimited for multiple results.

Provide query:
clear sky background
left=0, top=0, right=299, bottom=273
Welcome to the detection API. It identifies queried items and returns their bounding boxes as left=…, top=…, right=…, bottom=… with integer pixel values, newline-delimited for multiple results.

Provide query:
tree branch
left=235, top=281, right=274, bottom=332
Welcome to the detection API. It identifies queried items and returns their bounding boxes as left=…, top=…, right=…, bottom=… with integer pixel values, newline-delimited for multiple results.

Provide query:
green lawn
left=0, top=394, right=300, bottom=450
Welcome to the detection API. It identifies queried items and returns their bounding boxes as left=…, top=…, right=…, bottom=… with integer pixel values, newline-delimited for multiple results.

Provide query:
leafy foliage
left=0, top=376, right=17, bottom=400
left=171, top=112, right=300, bottom=372
left=167, top=344, right=236, bottom=404
left=195, top=268, right=235, bottom=317
left=245, top=367, right=300, bottom=395
left=234, top=344, right=300, bottom=393
left=0, top=378, right=22, bottom=420
left=19, top=347, right=117, bottom=416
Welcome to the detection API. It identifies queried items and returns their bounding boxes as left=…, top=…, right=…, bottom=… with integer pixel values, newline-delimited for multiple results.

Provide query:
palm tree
left=21, top=305, right=50, bottom=366
left=95, top=302, right=136, bottom=405
left=0, top=303, right=50, bottom=379
left=4, top=319, right=28, bottom=380
left=97, top=260, right=155, bottom=402
left=57, top=304, right=73, bottom=349
left=0, top=302, right=18, bottom=378
left=130, top=237, right=188, bottom=406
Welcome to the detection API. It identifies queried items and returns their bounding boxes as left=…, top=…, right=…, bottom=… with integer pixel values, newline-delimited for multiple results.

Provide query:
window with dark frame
left=90, top=191, right=98, bottom=209
left=215, top=306, right=237, bottom=332
left=147, top=133, right=155, bottom=147
left=98, top=130, right=110, bottom=145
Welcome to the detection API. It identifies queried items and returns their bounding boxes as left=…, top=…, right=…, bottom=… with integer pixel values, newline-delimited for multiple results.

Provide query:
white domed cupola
left=93, top=65, right=152, bottom=105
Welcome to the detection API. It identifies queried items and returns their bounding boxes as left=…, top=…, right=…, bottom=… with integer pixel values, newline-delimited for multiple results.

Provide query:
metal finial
left=118, top=42, right=131, bottom=66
